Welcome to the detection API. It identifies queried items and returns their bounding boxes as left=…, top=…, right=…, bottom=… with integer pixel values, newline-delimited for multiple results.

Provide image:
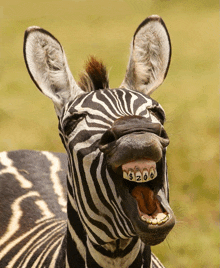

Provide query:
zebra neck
left=86, top=237, right=151, bottom=268
left=65, top=164, right=152, bottom=267
left=65, top=194, right=152, bottom=268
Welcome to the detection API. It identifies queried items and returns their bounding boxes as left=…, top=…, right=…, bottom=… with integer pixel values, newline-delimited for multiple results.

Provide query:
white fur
left=42, top=151, right=67, bottom=213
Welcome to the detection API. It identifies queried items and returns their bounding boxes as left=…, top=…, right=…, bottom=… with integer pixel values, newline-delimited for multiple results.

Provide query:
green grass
left=0, top=1, right=218, bottom=267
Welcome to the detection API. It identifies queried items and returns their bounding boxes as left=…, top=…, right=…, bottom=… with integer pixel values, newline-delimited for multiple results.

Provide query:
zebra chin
left=123, top=187, right=175, bottom=246
left=99, top=130, right=175, bottom=246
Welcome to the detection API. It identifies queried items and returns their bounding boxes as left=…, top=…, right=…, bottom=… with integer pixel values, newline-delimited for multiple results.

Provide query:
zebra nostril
left=99, top=129, right=116, bottom=151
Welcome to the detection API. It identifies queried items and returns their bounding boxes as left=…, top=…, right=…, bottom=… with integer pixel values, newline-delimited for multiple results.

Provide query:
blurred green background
left=0, top=0, right=218, bottom=267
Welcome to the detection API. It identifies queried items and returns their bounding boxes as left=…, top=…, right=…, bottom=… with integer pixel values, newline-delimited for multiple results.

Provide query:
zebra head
left=23, top=15, right=175, bottom=248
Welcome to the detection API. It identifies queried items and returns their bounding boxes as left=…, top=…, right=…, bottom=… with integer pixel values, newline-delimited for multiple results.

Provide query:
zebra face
left=24, top=15, right=175, bottom=246
left=59, top=88, right=174, bottom=245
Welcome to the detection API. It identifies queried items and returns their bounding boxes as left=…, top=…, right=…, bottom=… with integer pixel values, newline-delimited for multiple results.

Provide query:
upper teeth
left=122, top=160, right=157, bottom=183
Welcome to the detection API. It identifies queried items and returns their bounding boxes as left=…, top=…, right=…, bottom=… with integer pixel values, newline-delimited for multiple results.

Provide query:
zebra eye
left=62, top=113, right=87, bottom=135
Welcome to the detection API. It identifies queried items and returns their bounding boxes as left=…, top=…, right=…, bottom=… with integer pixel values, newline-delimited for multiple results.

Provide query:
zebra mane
left=78, top=56, right=109, bottom=92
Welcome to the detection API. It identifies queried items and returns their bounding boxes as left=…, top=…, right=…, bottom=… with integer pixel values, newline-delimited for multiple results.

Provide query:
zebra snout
left=99, top=115, right=168, bottom=153
left=99, top=127, right=169, bottom=173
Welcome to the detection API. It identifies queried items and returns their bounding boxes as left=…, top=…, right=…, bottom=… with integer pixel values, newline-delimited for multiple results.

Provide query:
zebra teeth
left=123, top=171, right=128, bottom=180
left=127, top=170, right=135, bottom=182
left=122, top=169, right=157, bottom=183
left=135, top=170, right=143, bottom=183
left=149, top=168, right=157, bottom=181
left=122, top=160, right=157, bottom=183
left=141, top=212, right=169, bottom=225
left=142, top=169, right=148, bottom=182
left=151, top=218, right=158, bottom=225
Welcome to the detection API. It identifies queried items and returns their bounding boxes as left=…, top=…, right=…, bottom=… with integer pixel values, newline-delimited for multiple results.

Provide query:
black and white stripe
left=61, top=89, right=161, bottom=242
left=0, top=151, right=166, bottom=268
left=0, top=150, right=67, bottom=267
left=61, top=88, right=170, bottom=268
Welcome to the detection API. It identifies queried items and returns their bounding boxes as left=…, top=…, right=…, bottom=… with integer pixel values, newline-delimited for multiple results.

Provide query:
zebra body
left=0, top=151, right=67, bottom=267
left=0, top=15, right=175, bottom=267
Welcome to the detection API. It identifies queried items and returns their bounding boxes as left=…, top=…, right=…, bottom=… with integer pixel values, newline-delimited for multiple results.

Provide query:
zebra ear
left=120, top=15, right=171, bottom=96
left=24, top=26, right=84, bottom=116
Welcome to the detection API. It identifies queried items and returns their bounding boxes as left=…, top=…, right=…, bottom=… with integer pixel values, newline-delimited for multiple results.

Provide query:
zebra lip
left=100, top=132, right=165, bottom=171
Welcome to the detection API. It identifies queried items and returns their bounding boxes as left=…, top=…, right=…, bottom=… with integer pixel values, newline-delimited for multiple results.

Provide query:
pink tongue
left=131, top=186, right=157, bottom=215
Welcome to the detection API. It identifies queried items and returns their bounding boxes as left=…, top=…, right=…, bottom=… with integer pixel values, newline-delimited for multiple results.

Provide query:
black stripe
left=84, top=116, right=109, bottom=130
left=129, top=250, right=143, bottom=268
left=100, top=159, right=135, bottom=236
left=91, top=236, right=139, bottom=258
left=111, top=89, right=131, bottom=115
left=76, top=151, right=116, bottom=241
left=67, top=180, right=86, bottom=246
left=69, top=130, right=101, bottom=148
left=66, top=228, right=85, bottom=267
left=98, top=90, right=123, bottom=117
left=86, top=247, right=103, bottom=268
left=69, top=151, right=110, bottom=244
left=89, top=154, right=122, bottom=238
left=80, top=93, right=118, bottom=121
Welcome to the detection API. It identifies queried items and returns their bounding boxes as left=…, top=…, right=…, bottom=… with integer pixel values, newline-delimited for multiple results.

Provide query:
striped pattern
left=59, top=88, right=168, bottom=267
left=61, top=88, right=163, bottom=242
left=0, top=148, right=166, bottom=268
left=0, top=150, right=67, bottom=267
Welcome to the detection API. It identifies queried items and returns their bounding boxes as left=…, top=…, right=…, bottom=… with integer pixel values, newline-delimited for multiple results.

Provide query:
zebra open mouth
left=121, top=159, right=170, bottom=226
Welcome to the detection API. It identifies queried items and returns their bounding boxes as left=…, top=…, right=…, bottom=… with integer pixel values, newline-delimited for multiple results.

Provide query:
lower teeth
left=141, top=213, right=169, bottom=225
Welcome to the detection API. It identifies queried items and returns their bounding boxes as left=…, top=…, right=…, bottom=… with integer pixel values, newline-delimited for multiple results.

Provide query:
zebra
left=0, top=15, right=175, bottom=267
